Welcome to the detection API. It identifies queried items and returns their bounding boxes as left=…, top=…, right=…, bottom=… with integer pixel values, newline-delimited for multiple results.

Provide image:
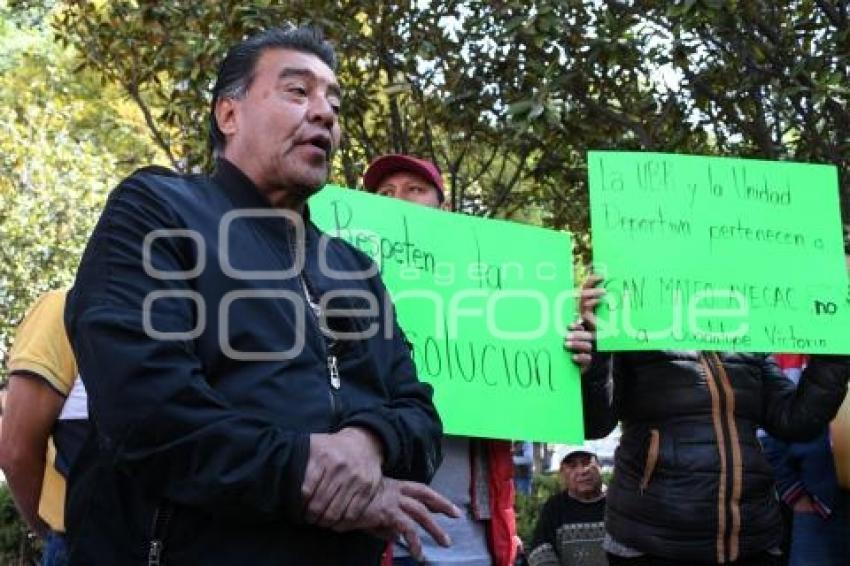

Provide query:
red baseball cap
left=363, top=154, right=445, bottom=202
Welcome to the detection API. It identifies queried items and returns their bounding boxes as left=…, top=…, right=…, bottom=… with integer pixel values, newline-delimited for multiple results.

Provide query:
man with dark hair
left=64, top=26, right=456, bottom=565
left=364, top=155, right=518, bottom=566
left=208, top=25, right=337, bottom=156
left=528, top=449, right=607, bottom=566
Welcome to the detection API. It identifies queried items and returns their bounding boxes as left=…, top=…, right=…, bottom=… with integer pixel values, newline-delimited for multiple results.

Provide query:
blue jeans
left=789, top=490, right=850, bottom=566
left=41, top=532, right=68, bottom=566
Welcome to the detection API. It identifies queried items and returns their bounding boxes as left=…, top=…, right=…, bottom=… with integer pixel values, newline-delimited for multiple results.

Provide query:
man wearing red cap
left=365, top=155, right=517, bottom=566
left=363, top=154, right=451, bottom=210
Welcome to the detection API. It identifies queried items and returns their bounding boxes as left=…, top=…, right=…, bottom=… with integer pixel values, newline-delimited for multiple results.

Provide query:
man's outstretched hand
left=335, top=478, right=461, bottom=563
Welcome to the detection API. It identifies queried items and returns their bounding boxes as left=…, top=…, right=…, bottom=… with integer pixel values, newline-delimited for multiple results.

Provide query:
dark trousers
left=789, top=489, right=850, bottom=566
left=606, top=551, right=781, bottom=566
left=42, top=532, right=69, bottom=566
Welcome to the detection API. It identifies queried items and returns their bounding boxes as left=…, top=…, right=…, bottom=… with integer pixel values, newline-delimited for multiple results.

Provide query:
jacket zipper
left=327, top=353, right=341, bottom=389
left=148, top=503, right=173, bottom=566
left=288, top=222, right=342, bottom=424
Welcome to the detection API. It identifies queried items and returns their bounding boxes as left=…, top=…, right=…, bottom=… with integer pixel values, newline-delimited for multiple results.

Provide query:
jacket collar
left=210, top=158, right=312, bottom=222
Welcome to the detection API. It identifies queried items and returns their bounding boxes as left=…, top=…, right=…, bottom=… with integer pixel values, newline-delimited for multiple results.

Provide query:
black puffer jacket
left=581, top=350, right=850, bottom=564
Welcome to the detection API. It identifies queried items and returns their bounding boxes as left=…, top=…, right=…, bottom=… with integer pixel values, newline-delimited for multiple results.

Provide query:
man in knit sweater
left=528, top=449, right=607, bottom=566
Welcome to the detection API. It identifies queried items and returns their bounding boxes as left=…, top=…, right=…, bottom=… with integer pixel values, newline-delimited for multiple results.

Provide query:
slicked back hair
left=208, top=25, right=336, bottom=157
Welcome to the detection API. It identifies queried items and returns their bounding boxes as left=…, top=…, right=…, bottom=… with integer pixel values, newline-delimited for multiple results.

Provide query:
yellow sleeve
left=7, top=290, right=77, bottom=395
left=38, top=439, right=67, bottom=532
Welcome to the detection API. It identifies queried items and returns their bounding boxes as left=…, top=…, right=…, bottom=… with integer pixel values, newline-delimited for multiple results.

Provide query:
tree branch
left=124, top=82, right=181, bottom=171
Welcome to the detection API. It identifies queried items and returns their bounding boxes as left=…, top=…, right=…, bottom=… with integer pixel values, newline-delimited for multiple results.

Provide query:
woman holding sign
left=565, top=274, right=850, bottom=566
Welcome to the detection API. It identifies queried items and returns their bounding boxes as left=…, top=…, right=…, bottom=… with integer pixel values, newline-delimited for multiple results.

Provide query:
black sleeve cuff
left=284, top=432, right=312, bottom=523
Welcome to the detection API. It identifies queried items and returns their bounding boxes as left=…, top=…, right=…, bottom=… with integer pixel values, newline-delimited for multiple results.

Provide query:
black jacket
left=582, top=350, right=849, bottom=564
left=64, top=160, right=442, bottom=565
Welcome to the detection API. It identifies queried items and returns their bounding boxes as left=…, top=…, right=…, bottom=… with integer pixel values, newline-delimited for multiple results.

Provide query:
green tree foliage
left=4, top=0, right=848, bottom=349
left=45, top=1, right=848, bottom=249
left=663, top=0, right=850, bottom=168
left=0, top=6, right=162, bottom=375
left=514, top=471, right=564, bottom=553
left=47, top=1, right=557, bottom=219
left=500, top=0, right=850, bottom=231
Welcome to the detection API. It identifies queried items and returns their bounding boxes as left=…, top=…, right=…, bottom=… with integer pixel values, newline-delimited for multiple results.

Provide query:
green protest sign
left=310, top=186, right=582, bottom=443
left=589, top=151, right=850, bottom=353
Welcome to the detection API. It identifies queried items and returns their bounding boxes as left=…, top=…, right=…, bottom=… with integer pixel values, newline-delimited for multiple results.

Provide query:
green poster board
left=589, top=151, right=850, bottom=353
left=310, top=186, right=582, bottom=443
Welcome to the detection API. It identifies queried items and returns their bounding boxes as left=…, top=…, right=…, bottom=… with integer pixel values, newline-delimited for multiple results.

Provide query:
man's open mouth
left=303, top=134, right=332, bottom=158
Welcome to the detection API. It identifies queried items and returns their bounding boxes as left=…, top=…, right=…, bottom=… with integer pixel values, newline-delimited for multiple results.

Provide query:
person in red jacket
left=365, top=154, right=518, bottom=566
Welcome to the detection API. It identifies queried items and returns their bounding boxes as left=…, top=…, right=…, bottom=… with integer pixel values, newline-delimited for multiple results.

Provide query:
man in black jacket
left=565, top=275, right=850, bottom=566
left=64, top=26, right=456, bottom=565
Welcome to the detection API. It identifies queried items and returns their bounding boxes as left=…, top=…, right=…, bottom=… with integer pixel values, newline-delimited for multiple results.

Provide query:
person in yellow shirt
left=0, top=290, right=85, bottom=565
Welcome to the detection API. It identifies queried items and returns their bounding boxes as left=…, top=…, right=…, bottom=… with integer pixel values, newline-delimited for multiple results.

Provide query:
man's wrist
left=341, top=426, right=385, bottom=465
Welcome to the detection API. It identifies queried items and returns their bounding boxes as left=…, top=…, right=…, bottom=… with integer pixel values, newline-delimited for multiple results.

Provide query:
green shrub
left=515, top=472, right=562, bottom=549
left=0, top=483, right=41, bottom=565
